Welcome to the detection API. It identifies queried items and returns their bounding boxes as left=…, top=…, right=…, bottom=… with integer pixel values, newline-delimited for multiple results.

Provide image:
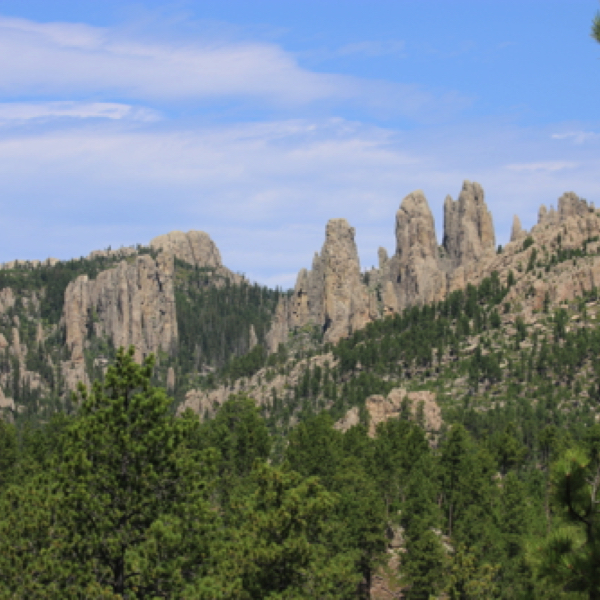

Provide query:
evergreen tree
left=221, top=462, right=360, bottom=599
left=528, top=447, right=600, bottom=599
left=0, top=347, right=221, bottom=599
left=0, top=418, right=17, bottom=489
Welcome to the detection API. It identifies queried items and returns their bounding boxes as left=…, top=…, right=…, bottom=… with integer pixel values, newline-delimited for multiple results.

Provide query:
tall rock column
left=319, top=219, right=374, bottom=342
left=266, top=218, right=375, bottom=349
left=443, top=180, right=495, bottom=268
left=387, top=190, right=445, bottom=309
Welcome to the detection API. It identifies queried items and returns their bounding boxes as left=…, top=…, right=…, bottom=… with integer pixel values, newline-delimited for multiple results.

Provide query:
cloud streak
left=0, top=15, right=468, bottom=121
left=0, top=101, right=159, bottom=123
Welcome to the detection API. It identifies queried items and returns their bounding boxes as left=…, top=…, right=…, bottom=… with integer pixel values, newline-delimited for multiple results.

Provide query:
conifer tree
left=529, top=447, right=600, bottom=599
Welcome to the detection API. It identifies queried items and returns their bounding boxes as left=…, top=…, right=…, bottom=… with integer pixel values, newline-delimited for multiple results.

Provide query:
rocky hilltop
left=63, top=230, right=241, bottom=365
left=265, top=181, right=600, bottom=353
left=266, top=180, right=498, bottom=350
left=0, top=229, right=265, bottom=418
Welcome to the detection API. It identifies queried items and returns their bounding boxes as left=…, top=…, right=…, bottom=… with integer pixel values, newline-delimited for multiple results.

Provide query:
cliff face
left=386, top=189, right=446, bottom=310
left=265, top=182, right=599, bottom=352
left=443, top=180, right=495, bottom=268
left=63, top=229, right=240, bottom=368
left=63, top=253, right=177, bottom=364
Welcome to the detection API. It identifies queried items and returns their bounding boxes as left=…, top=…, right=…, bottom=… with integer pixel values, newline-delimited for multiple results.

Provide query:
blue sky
left=1, top=1, right=599, bottom=287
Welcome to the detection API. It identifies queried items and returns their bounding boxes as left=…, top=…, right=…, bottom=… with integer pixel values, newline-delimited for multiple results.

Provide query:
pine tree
left=0, top=347, right=221, bottom=599
left=528, top=447, right=600, bottom=599
left=221, top=463, right=360, bottom=599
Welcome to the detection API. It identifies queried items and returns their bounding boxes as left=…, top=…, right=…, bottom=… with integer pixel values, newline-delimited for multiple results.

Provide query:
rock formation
left=63, top=253, right=177, bottom=364
left=266, top=219, right=376, bottom=351
left=510, top=215, right=523, bottom=242
left=334, top=388, right=441, bottom=439
left=150, top=230, right=222, bottom=269
left=386, top=190, right=446, bottom=310
left=150, top=230, right=244, bottom=284
left=266, top=181, right=499, bottom=350
left=249, top=325, right=258, bottom=350
left=0, top=288, right=15, bottom=314
left=442, top=181, right=495, bottom=268
left=167, top=366, right=176, bottom=392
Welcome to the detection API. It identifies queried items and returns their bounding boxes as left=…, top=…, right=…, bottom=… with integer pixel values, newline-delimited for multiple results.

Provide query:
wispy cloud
left=0, top=15, right=468, bottom=121
left=0, top=101, right=159, bottom=123
left=552, top=131, right=600, bottom=144
left=0, top=16, right=337, bottom=104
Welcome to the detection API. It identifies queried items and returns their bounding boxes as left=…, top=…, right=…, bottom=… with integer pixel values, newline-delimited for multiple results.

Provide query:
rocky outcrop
left=510, top=215, right=524, bottom=242
left=266, top=219, right=376, bottom=351
left=150, top=230, right=222, bottom=269
left=335, top=388, right=442, bottom=439
left=178, top=353, right=337, bottom=419
left=558, top=191, right=593, bottom=221
left=443, top=180, right=495, bottom=268
left=167, top=366, right=176, bottom=392
left=150, top=230, right=244, bottom=284
left=63, top=253, right=177, bottom=364
left=386, top=190, right=446, bottom=310
left=267, top=181, right=501, bottom=352
left=249, top=325, right=258, bottom=350
left=1, top=257, right=59, bottom=270
left=0, top=288, right=15, bottom=314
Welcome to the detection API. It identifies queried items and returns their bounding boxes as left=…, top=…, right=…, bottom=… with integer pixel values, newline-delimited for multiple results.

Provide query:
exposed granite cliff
left=385, top=189, right=446, bottom=310
left=266, top=219, right=376, bottom=351
left=150, top=230, right=222, bottom=269
left=63, top=253, right=177, bottom=365
left=443, top=180, right=495, bottom=268
left=150, top=230, right=244, bottom=284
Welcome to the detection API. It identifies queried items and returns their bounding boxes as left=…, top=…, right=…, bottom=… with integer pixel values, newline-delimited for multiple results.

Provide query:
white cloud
left=0, top=101, right=159, bottom=123
left=0, top=15, right=335, bottom=104
left=552, top=131, right=600, bottom=144
left=0, top=15, right=468, bottom=120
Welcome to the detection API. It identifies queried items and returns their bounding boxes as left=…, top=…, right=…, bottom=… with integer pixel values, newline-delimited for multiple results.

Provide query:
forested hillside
left=0, top=243, right=282, bottom=423
left=4, top=198, right=600, bottom=596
